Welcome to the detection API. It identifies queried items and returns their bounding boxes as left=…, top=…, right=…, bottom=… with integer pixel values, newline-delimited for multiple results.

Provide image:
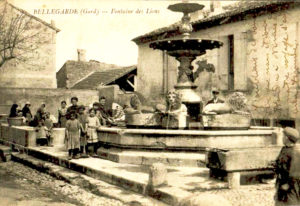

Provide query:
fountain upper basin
left=149, top=38, right=223, bottom=57
left=168, top=3, right=205, bottom=14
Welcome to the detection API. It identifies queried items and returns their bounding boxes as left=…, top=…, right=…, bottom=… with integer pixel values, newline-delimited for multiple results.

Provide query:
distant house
left=0, top=1, right=60, bottom=88
left=132, top=1, right=300, bottom=129
left=57, top=49, right=137, bottom=92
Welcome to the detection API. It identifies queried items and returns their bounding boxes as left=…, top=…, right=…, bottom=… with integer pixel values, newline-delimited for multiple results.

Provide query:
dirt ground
left=0, top=160, right=279, bottom=206
left=0, top=161, right=125, bottom=206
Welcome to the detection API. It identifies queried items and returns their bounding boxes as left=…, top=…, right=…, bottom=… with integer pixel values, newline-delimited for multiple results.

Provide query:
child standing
left=65, top=112, right=82, bottom=160
left=78, top=105, right=89, bottom=158
left=35, top=120, right=48, bottom=146
left=87, top=109, right=100, bottom=157
left=44, top=112, right=54, bottom=147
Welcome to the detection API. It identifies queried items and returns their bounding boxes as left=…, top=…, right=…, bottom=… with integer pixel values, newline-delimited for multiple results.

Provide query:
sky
left=9, top=0, right=235, bottom=71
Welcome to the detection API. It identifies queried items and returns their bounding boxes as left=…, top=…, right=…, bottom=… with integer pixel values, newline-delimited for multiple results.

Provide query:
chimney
left=51, top=20, right=55, bottom=27
left=210, top=1, right=215, bottom=12
left=77, top=49, right=86, bottom=62
left=211, top=1, right=222, bottom=12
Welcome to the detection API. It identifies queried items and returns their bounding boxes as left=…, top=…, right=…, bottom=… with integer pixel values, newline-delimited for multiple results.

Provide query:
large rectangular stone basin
left=97, top=127, right=279, bottom=150
left=0, top=124, right=65, bottom=148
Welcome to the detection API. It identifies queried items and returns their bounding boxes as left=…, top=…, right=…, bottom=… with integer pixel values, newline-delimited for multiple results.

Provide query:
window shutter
left=217, top=36, right=229, bottom=90
left=234, top=32, right=248, bottom=91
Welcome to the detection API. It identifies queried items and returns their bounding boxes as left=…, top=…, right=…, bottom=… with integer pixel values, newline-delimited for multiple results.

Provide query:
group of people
left=9, top=102, right=56, bottom=146
left=8, top=96, right=125, bottom=159
left=59, top=96, right=124, bottom=160
left=61, top=96, right=101, bottom=159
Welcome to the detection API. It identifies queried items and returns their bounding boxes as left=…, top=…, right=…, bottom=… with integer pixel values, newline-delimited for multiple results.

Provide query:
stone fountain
left=149, top=3, right=223, bottom=120
left=97, top=3, right=282, bottom=174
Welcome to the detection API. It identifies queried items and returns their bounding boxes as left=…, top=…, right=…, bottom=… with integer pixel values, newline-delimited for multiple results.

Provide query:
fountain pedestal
left=150, top=39, right=222, bottom=120
left=148, top=3, right=223, bottom=120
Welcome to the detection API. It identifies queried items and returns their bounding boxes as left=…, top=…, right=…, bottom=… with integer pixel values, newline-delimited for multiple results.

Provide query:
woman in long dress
left=58, top=101, right=67, bottom=127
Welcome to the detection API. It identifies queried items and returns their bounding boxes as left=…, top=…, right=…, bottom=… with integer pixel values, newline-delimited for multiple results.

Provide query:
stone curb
left=1, top=140, right=182, bottom=205
left=11, top=152, right=168, bottom=206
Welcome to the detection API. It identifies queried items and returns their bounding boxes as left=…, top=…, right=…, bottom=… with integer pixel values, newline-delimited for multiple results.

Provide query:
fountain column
left=149, top=3, right=223, bottom=121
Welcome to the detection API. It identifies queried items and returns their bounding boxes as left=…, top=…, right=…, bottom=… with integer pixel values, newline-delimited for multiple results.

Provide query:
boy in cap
left=274, top=127, right=300, bottom=205
left=206, top=88, right=224, bottom=105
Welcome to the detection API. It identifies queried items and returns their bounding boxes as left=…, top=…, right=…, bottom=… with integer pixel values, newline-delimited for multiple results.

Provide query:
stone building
left=132, top=1, right=300, bottom=129
left=0, top=1, right=59, bottom=88
left=57, top=49, right=137, bottom=92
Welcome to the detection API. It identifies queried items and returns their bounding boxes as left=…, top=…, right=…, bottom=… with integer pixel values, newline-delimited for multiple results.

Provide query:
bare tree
left=0, top=1, right=50, bottom=68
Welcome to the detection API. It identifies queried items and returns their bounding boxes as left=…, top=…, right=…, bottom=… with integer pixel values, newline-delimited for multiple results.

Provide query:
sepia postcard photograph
left=0, top=0, right=300, bottom=205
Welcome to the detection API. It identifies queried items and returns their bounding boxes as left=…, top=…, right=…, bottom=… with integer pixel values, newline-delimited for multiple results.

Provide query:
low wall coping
left=1, top=124, right=65, bottom=132
left=97, top=127, right=274, bottom=136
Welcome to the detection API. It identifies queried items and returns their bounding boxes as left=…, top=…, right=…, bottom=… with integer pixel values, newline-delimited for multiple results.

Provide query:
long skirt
left=59, top=116, right=67, bottom=128
left=80, top=133, right=88, bottom=146
left=87, top=128, right=98, bottom=144
left=66, top=130, right=80, bottom=150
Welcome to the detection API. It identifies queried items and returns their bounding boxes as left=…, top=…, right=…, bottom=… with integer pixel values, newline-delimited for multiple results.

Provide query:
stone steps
left=1, top=144, right=227, bottom=205
left=12, top=152, right=167, bottom=206
left=97, top=147, right=206, bottom=167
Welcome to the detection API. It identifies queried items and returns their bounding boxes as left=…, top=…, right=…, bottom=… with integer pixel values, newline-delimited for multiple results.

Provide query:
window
left=228, top=35, right=234, bottom=90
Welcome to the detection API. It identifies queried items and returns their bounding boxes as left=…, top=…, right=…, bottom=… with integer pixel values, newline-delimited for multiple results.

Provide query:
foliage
left=0, top=2, right=49, bottom=68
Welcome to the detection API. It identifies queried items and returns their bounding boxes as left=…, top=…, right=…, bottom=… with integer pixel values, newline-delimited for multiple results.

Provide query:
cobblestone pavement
left=0, top=161, right=126, bottom=206
left=194, top=183, right=276, bottom=206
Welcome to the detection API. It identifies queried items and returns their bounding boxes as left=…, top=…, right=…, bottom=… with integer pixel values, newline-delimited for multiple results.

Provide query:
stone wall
left=0, top=3, right=57, bottom=88
left=136, top=44, right=165, bottom=102
left=0, top=88, right=99, bottom=119
left=56, top=61, right=121, bottom=89
left=56, top=63, right=68, bottom=88
left=98, top=85, right=135, bottom=109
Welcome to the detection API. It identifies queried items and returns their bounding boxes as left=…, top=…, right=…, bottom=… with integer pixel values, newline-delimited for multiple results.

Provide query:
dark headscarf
left=9, top=104, right=18, bottom=118
left=22, top=104, right=32, bottom=118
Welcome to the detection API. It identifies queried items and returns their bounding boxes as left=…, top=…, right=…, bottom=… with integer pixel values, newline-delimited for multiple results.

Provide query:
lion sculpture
left=203, top=92, right=249, bottom=115
left=156, top=90, right=188, bottom=129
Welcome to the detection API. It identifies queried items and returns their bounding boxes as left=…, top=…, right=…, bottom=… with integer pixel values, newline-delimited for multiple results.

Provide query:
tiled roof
left=132, top=0, right=299, bottom=44
left=6, top=2, right=60, bottom=32
left=71, top=66, right=137, bottom=89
